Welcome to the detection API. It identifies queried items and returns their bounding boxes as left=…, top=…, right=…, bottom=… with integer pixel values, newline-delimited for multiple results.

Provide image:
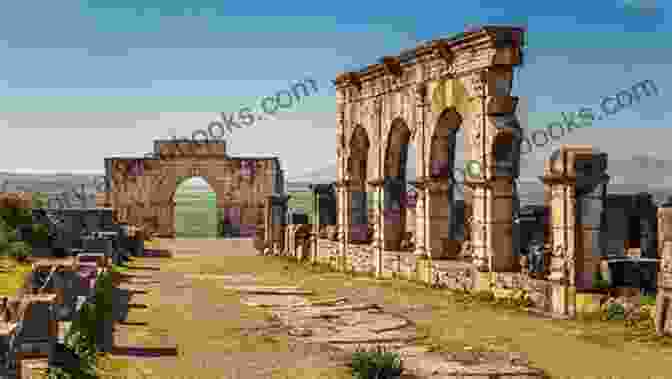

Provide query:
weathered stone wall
left=106, top=141, right=281, bottom=238
left=278, top=231, right=561, bottom=314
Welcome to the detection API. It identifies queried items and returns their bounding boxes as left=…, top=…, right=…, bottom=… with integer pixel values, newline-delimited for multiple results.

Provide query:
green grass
left=174, top=190, right=218, bottom=238
left=287, top=191, right=314, bottom=224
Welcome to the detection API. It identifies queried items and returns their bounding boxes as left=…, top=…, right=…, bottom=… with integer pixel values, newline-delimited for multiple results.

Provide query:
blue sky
left=0, top=0, right=669, bottom=177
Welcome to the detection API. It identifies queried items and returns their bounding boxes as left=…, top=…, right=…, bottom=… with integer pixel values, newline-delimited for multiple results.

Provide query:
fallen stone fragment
left=308, top=329, right=417, bottom=344
left=218, top=286, right=314, bottom=295
left=301, top=297, right=348, bottom=307
left=366, top=318, right=410, bottom=333
left=183, top=274, right=257, bottom=281
left=288, top=327, right=313, bottom=337
left=241, top=295, right=308, bottom=307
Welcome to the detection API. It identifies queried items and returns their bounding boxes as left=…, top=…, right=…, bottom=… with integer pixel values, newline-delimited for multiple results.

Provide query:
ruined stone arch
left=334, top=26, right=525, bottom=276
left=103, top=140, right=283, bottom=239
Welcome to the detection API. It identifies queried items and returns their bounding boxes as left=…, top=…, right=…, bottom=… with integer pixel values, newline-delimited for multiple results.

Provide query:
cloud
left=0, top=112, right=161, bottom=128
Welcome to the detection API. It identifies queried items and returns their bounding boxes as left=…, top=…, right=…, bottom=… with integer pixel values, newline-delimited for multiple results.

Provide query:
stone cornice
left=333, top=26, right=525, bottom=95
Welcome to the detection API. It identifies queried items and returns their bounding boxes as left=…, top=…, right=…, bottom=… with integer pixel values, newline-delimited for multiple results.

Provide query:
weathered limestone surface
left=242, top=290, right=545, bottom=378
left=105, top=140, right=281, bottom=238
left=656, top=203, right=672, bottom=336
left=334, top=26, right=526, bottom=276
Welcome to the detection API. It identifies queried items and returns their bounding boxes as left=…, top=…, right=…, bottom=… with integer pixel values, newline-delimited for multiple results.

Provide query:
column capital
left=367, top=179, right=385, bottom=187
left=333, top=180, right=352, bottom=188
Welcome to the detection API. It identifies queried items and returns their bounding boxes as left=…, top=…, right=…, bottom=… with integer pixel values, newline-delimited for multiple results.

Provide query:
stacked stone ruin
left=0, top=200, right=141, bottom=377
left=264, top=25, right=668, bottom=330
left=99, top=139, right=284, bottom=239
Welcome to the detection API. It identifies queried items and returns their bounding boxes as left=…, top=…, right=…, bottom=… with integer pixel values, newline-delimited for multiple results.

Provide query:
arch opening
left=383, top=118, right=413, bottom=250
left=173, top=176, right=219, bottom=239
left=349, top=125, right=370, bottom=243
left=428, top=107, right=465, bottom=259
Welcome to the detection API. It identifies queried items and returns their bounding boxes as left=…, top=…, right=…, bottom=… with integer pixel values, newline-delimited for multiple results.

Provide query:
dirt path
left=104, top=238, right=672, bottom=379
left=104, top=239, right=350, bottom=379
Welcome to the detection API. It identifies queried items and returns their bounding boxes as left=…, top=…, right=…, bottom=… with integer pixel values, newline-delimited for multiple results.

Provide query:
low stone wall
left=346, top=244, right=376, bottom=274
left=490, top=272, right=553, bottom=313
left=283, top=235, right=556, bottom=315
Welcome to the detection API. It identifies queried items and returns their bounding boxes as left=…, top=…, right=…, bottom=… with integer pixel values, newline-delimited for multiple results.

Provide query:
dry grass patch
left=0, top=257, right=32, bottom=296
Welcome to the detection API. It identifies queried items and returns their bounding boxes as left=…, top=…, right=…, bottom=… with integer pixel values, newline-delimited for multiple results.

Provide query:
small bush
left=593, top=270, right=610, bottom=290
left=6, top=241, right=31, bottom=261
left=606, top=302, right=626, bottom=321
left=350, top=345, right=404, bottom=379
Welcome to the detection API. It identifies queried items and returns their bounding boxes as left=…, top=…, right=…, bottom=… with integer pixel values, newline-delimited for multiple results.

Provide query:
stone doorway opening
left=173, top=176, right=218, bottom=239
left=428, top=108, right=466, bottom=259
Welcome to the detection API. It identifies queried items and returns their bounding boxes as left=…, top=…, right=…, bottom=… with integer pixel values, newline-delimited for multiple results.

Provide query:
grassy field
left=175, top=190, right=315, bottom=235
left=287, top=191, right=313, bottom=223
left=174, top=191, right=218, bottom=238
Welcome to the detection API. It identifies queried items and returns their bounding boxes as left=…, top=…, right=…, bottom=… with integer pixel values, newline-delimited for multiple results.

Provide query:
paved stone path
left=232, top=285, right=546, bottom=378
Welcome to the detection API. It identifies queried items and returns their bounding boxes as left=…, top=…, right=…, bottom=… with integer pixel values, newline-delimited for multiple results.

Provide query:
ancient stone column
left=655, top=199, right=672, bottom=336
left=491, top=179, right=516, bottom=270
left=368, top=179, right=384, bottom=278
left=542, top=145, right=604, bottom=317
left=413, top=184, right=427, bottom=257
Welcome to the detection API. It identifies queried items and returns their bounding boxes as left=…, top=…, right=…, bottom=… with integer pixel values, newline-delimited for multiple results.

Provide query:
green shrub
left=59, top=302, right=99, bottom=378
left=606, top=302, right=626, bottom=321
left=350, top=345, right=404, bottom=379
left=31, top=223, right=50, bottom=243
left=52, top=269, right=115, bottom=379
left=593, top=270, right=610, bottom=290
left=6, top=241, right=31, bottom=261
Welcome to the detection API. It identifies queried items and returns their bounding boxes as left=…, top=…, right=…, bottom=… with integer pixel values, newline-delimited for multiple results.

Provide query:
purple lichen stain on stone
left=127, top=160, right=144, bottom=177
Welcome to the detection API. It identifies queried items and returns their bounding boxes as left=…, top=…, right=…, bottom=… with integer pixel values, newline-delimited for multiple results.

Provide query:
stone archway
left=104, top=140, right=283, bottom=239
left=334, top=26, right=525, bottom=277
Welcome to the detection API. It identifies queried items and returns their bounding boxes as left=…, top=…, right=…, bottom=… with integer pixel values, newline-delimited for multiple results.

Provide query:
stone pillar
left=575, top=179, right=607, bottom=290
left=470, top=183, right=489, bottom=272
left=543, top=145, right=603, bottom=317
left=335, top=180, right=351, bottom=269
left=547, top=180, right=575, bottom=317
left=370, top=180, right=384, bottom=278
left=413, top=184, right=427, bottom=257
left=656, top=200, right=672, bottom=336
left=486, top=179, right=515, bottom=271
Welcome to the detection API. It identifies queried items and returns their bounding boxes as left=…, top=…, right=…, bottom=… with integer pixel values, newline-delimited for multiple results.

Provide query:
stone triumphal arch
left=100, top=140, right=284, bottom=238
left=334, top=26, right=525, bottom=273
